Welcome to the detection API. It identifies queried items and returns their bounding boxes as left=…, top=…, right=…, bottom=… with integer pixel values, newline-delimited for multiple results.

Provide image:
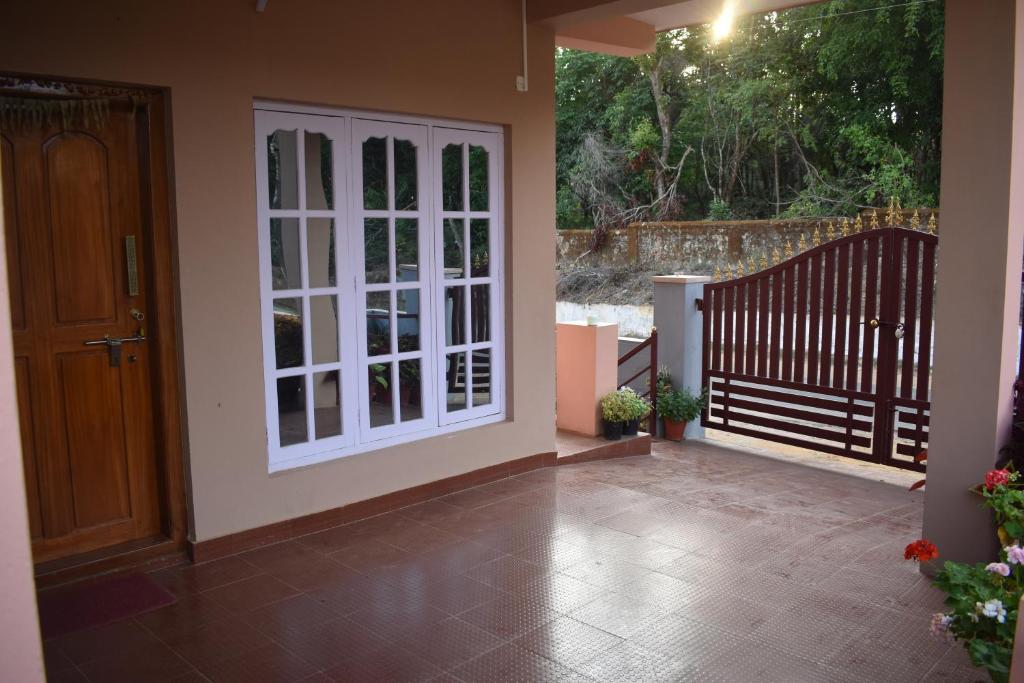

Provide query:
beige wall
left=0, top=123, right=44, bottom=682
left=0, top=0, right=557, bottom=542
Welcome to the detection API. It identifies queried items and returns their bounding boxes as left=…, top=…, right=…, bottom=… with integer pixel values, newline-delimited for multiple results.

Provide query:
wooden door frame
left=1, top=74, right=189, bottom=584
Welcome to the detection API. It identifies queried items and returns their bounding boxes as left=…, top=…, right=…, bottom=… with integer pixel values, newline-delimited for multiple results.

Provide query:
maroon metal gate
left=701, top=226, right=936, bottom=471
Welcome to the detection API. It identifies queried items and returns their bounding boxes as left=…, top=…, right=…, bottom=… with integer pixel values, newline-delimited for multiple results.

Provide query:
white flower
left=978, top=599, right=1008, bottom=624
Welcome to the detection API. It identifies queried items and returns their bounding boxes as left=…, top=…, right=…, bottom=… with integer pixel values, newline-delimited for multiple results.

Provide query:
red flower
left=985, top=469, right=1012, bottom=491
left=904, top=539, right=939, bottom=562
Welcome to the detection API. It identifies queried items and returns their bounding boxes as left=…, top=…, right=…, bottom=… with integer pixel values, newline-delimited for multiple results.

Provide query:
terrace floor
left=42, top=440, right=985, bottom=682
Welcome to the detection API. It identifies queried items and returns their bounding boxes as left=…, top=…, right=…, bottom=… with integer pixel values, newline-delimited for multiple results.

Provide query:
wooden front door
left=1, top=98, right=163, bottom=564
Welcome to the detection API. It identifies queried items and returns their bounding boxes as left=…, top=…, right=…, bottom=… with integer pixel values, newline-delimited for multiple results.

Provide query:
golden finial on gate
left=759, top=253, right=768, bottom=271
left=784, top=240, right=794, bottom=260
left=928, top=212, right=937, bottom=235
left=825, top=221, right=836, bottom=242
left=910, top=209, right=921, bottom=231
left=736, top=261, right=745, bottom=276
left=798, top=233, right=808, bottom=252
left=870, top=210, right=880, bottom=229
left=747, top=257, right=757, bottom=274
left=812, top=226, right=822, bottom=246
left=886, top=197, right=897, bottom=227
left=713, top=265, right=723, bottom=281
left=854, top=214, right=863, bottom=233
left=771, top=246, right=782, bottom=264
left=840, top=217, right=850, bottom=237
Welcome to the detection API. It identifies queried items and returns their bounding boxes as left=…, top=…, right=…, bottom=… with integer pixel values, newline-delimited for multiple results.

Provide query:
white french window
left=255, top=104, right=504, bottom=472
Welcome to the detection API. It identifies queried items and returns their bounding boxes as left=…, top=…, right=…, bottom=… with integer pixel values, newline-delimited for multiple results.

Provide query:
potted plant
left=620, top=387, right=652, bottom=436
left=600, top=390, right=631, bottom=441
left=368, top=363, right=389, bottom=402
left=657, top=384, right=707, bottom=441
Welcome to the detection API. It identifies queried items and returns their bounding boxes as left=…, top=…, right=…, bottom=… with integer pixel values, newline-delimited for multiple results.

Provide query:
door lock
left=84, top=332, right=147, bottom=367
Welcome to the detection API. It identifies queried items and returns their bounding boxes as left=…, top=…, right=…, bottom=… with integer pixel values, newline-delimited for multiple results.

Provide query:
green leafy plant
left=656, top=385, right=707, bottom=423
left=369, top=363, right=389, bottom=390
left=600, top=390, right=633, bottom=423
left=617, top=387, right=652, bottom=421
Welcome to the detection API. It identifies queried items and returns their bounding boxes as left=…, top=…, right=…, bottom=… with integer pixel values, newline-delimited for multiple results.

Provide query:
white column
left=923, top=0, right=1024, bottom=564
left=652, top=275, right=710, bottom=439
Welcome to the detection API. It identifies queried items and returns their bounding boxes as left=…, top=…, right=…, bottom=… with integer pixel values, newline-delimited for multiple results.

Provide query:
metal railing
left=618, top=327, right=658, bottom=434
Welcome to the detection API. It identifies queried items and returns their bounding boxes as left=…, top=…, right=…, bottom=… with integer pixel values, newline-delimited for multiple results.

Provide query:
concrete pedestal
left=556, top=321, right=619, bottom=436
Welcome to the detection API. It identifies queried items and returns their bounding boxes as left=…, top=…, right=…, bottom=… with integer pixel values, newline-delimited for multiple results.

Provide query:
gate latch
left=867, top=318, right=905, bottom=339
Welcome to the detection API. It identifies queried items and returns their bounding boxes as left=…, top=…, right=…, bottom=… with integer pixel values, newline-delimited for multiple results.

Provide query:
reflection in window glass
left=470, top=219, right=489, bottom=277
left=313, top=370, right=342, bottom=439
left=471, top=284, right=490, bottom=343
left=307, top=218, right=335, bottom=288
left=369, top=362, right=394, bottom=427
left=442, top=143, right=463, bottom=211
left=310, top=295, right=339, bottom=364
left=395, top=219, right=418, bottom=279
left=305, top=131, right=333, bottom=210
left=445, top=286, right=465, bottom=346
left=469, top=145, right=489, bottom=211
left=274, top=298, right=303, bottom=369
left=397, top=289, right=420, bottom=352
left=364, top=218, right=389, bottom=284
left=472, top=349, right=492, bottom=407
left=394, top=139, right=418, bottom=211
left=366, top=291, right=391, bottom=356
left=399, top=359, right=422, bottom=422
left=363, top=137, right=388, bottom=210
left=445, top=352, right=467, bottom=412
left=278, top=375, right=307, bottom=446
left=271, top=218, right=301, bottom=290
left=268, top=130, right=298, bottom=210
left=443, top=219, right=465, bottom=277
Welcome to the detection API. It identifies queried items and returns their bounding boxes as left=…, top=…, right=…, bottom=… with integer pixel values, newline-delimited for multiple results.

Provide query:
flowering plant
left=909, top=467, right=1024, bottom=682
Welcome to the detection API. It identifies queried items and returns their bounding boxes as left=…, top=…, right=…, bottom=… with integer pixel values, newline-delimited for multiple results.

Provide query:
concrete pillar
left=556, top=321, right=619, bottom=436
left=0, top=141, right=45, bottom=681
left=923, top=0, right=1024, bottom=565
left=652, top=275, right=710, bottom=439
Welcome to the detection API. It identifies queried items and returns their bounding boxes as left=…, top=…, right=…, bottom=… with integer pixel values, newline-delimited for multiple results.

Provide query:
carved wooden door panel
left=2, top=100, right=160, bottom=564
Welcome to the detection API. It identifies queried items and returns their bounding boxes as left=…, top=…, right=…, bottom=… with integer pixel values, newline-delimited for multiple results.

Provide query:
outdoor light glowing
left=711, top=2, right=735, bottom=43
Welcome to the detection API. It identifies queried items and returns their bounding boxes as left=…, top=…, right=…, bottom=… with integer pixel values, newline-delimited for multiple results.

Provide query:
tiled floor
left=43, top=439, right=986, bottom=682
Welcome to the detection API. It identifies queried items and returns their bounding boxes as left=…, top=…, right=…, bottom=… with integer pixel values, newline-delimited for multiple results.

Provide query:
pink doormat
left=37, top=572, right=176, bottom=639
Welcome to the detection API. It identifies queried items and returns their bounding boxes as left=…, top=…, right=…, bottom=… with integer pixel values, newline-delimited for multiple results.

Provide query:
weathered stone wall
left=556, top=211, right=939, bottom=274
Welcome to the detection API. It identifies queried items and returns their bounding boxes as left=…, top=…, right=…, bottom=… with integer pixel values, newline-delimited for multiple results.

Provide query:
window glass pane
left=271, top=218, right=301, bottom=290
left=307, top=218, right=335, bottom=288
left=366, top=291, right=391, bottom=356
left=445, top=286, right=465, bottom=346
left=313, top=370, right=342, bottom=439
left=395, top=218, right=418, bottom=280
left=443, top=219, right=464, bottom=278
left=278, top=375, right=307, bottom=446
left=310, top=295, right=339, bottom=364
left=364, top=218, right=389, bottom=284
left=472, top=349, right=492, bottom=408
left=470, top=219, right=489, bottom=277
left=445, top=352, right=467, bottom=412
left=394, top=139, right=417, bottom=211
left=471, top=284, right=490, bottom=343
left=399, top=359, right=422, bottom=422
left=362, top=137, right=388, bottom=210
left=442, top=143, right=463, bottom=211
left=469, top=145, right=489, bottom=211
left=397, top=289, right=420, bottom=352
left=274, top=299, right=303, bottom=369
left=369, top=362, right=394, bottom=427
left=305, top=131, right=333, bottom=210
left=268, top=130, right=298, bottom=210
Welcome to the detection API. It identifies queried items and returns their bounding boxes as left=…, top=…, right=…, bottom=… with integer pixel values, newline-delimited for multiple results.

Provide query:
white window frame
left=254, top=102, right=505, bottom=473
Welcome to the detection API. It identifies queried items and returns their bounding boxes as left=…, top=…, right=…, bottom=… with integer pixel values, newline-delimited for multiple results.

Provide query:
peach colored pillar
left=556, top=321, right=619, bottom=436
left=0, top=143, right=45, bottom=681
left=923, top=0, right=1024, bottom=565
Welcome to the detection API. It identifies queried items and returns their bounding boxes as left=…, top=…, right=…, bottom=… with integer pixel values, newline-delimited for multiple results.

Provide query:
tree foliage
left=556, top=0, right=944, bottom=228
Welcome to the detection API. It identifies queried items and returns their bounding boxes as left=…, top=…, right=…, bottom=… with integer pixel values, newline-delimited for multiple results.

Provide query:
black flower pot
left=604, top=420, right=624, bottom=441
left=622, top=418, right=640, bottom=436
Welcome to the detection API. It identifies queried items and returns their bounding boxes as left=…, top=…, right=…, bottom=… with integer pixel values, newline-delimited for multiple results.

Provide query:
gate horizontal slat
left=709, top=395, right=873, bottom=432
